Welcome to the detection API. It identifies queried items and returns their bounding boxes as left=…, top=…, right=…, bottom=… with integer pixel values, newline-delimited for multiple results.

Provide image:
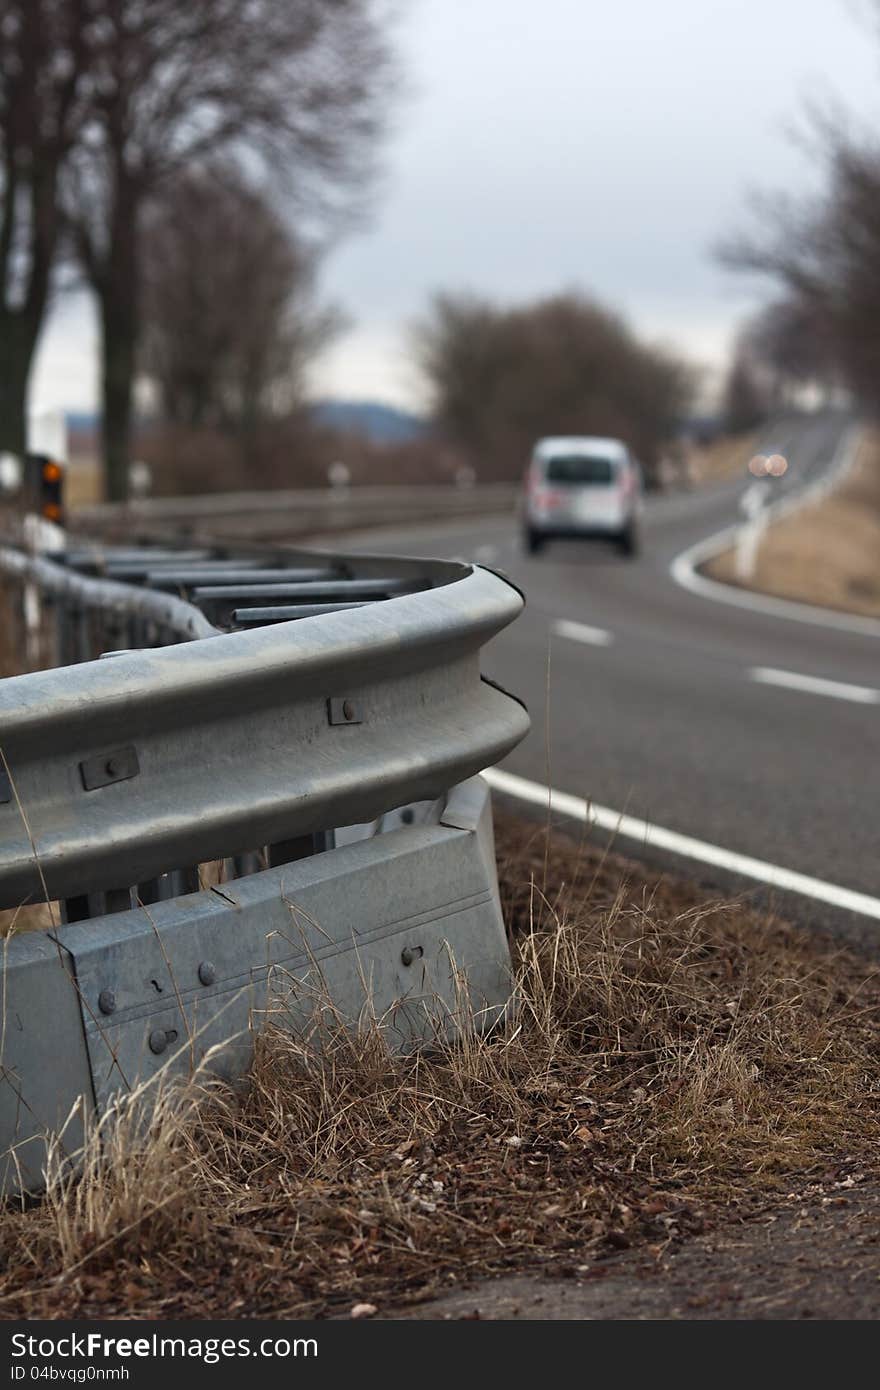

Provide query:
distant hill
left=66, top=411, right=99, bottom=434
left=310, top=399, right=428, bottom=443
left=66, top=403, right=431, bottom=445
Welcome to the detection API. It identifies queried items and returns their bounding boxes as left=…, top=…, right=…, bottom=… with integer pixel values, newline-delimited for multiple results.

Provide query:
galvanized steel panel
left=0, top=779, right=511, bottom=1194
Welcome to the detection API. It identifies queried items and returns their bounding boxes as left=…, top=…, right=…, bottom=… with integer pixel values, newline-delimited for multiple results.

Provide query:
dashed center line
left=552, top=618, right=614, bottom=647
left=749, top=666, right=880, bottom=705
left=549, top=624, right=875, bottom=706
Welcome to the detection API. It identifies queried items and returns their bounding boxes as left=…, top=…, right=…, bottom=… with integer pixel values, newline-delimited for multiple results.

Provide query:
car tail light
left=529, top=475, right=564, bottom=508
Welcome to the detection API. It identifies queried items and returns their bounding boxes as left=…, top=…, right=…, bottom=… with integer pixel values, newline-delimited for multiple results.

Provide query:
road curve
left=313, top=411, right=878, bottom=934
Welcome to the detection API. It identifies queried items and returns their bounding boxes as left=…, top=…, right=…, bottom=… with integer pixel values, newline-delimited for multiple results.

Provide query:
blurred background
left=5, top=0, right=880, bottom=504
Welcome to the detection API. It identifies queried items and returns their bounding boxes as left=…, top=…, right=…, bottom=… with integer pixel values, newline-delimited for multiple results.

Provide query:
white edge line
left=670, top=427, right=880, bottom=639
left=483, top=766, right=880, bottom=922
left=749, top=666, right=880, bottom=705
left=551, top=618, right=614, bottom=647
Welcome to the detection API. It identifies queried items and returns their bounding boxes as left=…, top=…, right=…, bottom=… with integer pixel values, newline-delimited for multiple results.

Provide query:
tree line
left=1, top=3, right=725, bottom=499
left=718, top=5, right=880, bottom=431
left=0, top=0, right=392, bottom=498
left=414, top=292, right=694, bottom=483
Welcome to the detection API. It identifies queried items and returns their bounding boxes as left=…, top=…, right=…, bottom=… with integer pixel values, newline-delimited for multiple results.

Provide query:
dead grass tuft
left=0, top=812, right=877, bottom=1318
left=686, top=431, right=759, bottom=485
left=40, top=1082, right=212, bottom=1274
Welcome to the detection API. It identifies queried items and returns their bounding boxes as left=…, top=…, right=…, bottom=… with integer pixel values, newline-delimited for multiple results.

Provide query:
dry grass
left=706, top=430, right=880, bottom=617
left=0, top=901, right=56, bottom=937
left=0, top=812, right=877, bottom=1319
left=65, top=455, right=103, bottom=510
left=686, top=431, right=759, bottom=485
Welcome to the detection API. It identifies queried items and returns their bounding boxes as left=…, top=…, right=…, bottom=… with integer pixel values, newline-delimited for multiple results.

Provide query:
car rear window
left=543, top=455, right=616, bottom=485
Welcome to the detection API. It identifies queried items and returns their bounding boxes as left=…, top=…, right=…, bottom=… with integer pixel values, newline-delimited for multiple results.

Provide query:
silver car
left=522, top=436, right=643, bottom=556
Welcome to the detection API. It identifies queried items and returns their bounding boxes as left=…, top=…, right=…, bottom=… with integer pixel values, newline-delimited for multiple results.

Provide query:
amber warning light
left=38, top=457, right=64, bottom=523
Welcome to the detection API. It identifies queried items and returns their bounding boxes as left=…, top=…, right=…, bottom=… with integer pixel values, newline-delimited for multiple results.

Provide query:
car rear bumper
left=525, top=517, right=629, bottom=538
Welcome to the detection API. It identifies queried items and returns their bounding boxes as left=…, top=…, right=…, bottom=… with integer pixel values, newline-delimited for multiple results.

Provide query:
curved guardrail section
left=0, top=539, right=529, bottom=1195
left=0, top=545, right=219, bottom=642
left=0, top=553, right=526, bottom=907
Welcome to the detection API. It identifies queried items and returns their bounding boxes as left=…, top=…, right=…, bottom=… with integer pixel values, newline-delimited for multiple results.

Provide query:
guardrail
left=73, top=482, right=520, bottom=546
left=0, top=538, right=529, bottom=1194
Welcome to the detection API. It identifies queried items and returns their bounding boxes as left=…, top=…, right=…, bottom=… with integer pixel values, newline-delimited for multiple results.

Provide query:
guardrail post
left=137, top=875, right=166, bottom=905
left=104, top=887, right=133, bottom=913
left=57, top=600, right=75, bottom=667
left=230, top=852, right=263, bottom=878
left=75, top=608, right=93, bottom=663
left=168, top=866, right=200, bottom=896
left=267, top=834, right=315, bottom=867
left=61, top=895, right=90, bottom=923
left=62, top=887, right=133, bottom=921
left=267, top=831, right=333, bottom=866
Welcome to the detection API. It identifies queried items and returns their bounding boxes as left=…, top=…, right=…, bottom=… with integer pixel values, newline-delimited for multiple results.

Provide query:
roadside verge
left=1, top=809, right=877, bottom=1319
left=671, top=425, right=880, bottom=638
left=706, top=430, right=880, bottom=620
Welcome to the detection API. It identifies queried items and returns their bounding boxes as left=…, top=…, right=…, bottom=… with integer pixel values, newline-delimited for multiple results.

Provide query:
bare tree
left=65, top=0, right=394, bottom=499
left=0, top=1, right=92, bottom=456
left=142, top=167, right=337, bottom=458
left=741, top=298, right=837, bottom=405
left=415, top=291, right=693, bottom=481
left=718, top=118, right=880, bottom=411
left=722, top=348, right=769, bottom=434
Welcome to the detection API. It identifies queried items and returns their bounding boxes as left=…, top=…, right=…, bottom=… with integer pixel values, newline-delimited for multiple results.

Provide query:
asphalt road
left=318, top=410, right=880, bottom=935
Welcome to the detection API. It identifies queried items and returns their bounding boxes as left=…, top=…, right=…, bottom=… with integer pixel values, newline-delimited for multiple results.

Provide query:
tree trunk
left=0, top=357, right=29, bottom=459
left=0, top=315, right=39, bottom=459
left=98, top=174, right=140, bottom=503
left=0, top=147, right=59, bottom=464
left=100, top=295, right=137, bottom=502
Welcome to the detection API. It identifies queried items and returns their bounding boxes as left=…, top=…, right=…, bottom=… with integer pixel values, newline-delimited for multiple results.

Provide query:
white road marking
left=670, top=428, right=880, bottom=639
left=483, top=766, right=880, bottom=922
left=749, top=666, right=880, bottom=705
left=474, top=544, right=498, bottom=564
left=551, top=618, right=614, bottom=647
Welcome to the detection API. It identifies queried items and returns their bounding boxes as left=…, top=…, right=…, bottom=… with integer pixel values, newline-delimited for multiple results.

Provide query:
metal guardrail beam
left=0, top=548, right=527, bottom=908
left=71, top=483, right=520, bottom=547
left=76, top=482, right=519, bottom=523
left=146, top=566, right=341, bottom=590
left=0, top=546, right=218, bottom=640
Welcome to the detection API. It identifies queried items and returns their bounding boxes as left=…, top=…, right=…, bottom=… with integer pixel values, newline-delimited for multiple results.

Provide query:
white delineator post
left=735, top=478, right=770, bottom=581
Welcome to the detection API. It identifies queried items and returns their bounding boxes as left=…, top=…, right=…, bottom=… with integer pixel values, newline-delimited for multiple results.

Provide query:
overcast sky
left=29, top=0, right=880, bottom=419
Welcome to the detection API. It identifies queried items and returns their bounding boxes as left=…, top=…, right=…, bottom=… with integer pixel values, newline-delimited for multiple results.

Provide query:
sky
left=28, top=0, right=880, bottom=419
